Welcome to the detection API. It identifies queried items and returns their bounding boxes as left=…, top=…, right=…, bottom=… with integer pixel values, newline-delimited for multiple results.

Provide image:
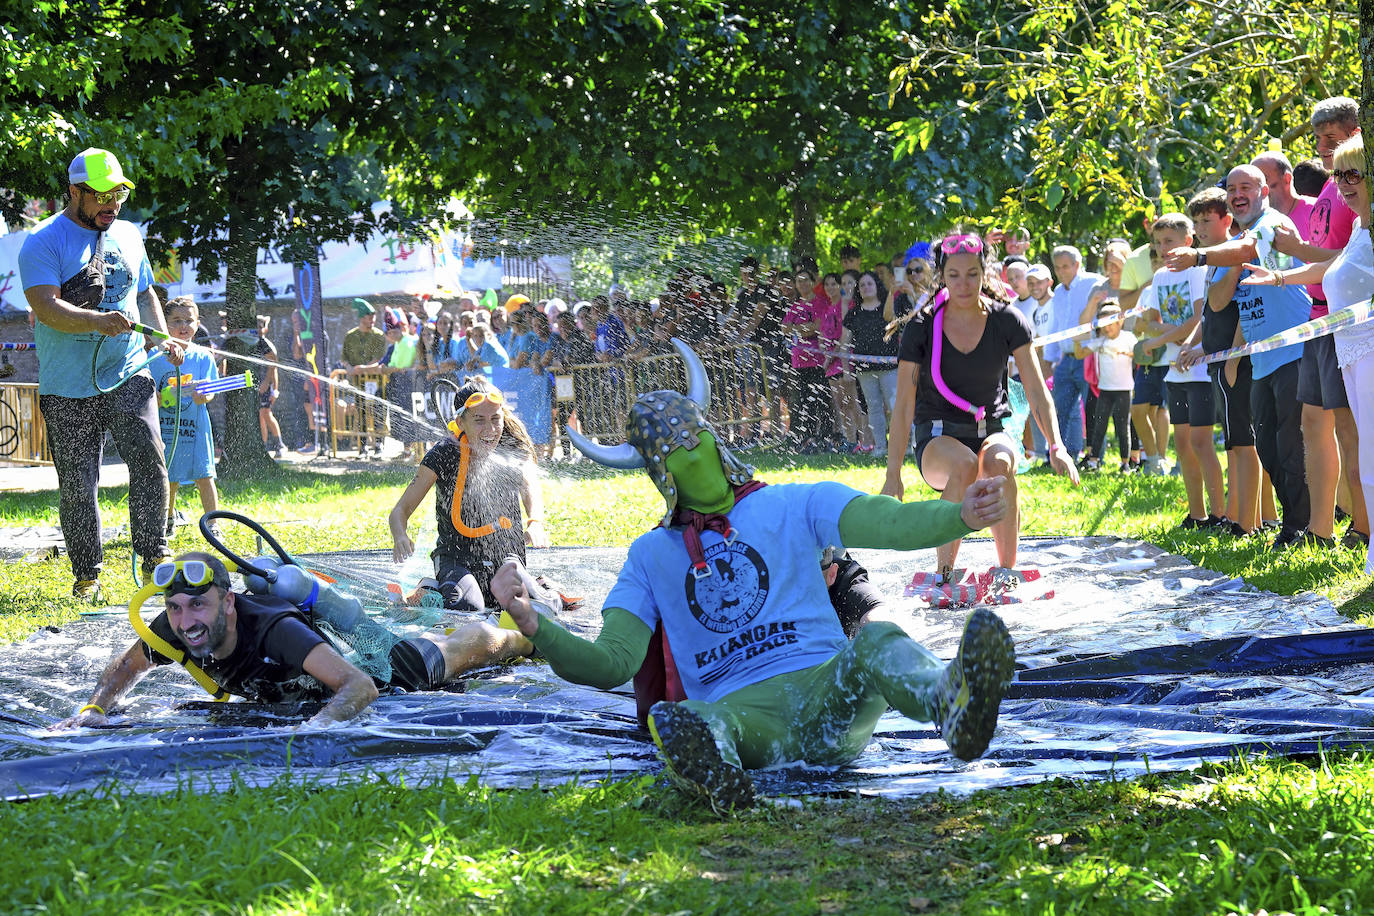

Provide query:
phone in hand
left=894, top=267, right=906, bottom=284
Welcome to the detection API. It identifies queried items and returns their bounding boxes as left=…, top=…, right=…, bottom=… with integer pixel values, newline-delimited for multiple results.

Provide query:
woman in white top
left=1244, top=134, right=1374, bottom=568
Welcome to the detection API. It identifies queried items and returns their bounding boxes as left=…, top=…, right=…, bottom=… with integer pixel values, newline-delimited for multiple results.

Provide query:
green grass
left=3, top=452, right=1374, bottom=914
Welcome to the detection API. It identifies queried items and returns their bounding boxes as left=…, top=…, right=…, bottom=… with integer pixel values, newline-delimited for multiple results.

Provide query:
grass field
left=1, top=452, right=1372, bottom=914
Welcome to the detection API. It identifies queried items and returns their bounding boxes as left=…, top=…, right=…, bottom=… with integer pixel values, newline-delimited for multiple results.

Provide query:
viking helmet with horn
left=567, top=339, right=753, bottom=525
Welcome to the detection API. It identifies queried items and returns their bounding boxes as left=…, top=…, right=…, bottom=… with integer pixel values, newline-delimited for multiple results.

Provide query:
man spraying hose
left=54, top=552, right=534, bottom=730
left=491, top=342, right=1016, bottom=811
left=18, top=148, right=183, bottom=603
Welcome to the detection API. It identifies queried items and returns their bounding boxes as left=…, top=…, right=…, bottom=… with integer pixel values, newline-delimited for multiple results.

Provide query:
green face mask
left=664, top=431, right=735, bottom=515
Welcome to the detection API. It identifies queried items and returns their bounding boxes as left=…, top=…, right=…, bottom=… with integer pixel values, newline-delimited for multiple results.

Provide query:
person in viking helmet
left=491, top=340, right=1017, bottom=811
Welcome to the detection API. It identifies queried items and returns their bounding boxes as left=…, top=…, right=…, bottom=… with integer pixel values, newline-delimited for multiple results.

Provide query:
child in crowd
left=1077, top=301, right=1137, bottom=471
left=147, top=296, right=220, bottom=537
left=1138, top=213, right=1225, bottom=528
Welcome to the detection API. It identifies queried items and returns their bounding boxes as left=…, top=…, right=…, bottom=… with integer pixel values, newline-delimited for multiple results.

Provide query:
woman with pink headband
left=881, top=232, right=1078, bottom=574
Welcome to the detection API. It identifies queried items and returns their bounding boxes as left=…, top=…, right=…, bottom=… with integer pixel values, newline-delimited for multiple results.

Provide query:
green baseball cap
left=68, top=148, right=135, bottom=193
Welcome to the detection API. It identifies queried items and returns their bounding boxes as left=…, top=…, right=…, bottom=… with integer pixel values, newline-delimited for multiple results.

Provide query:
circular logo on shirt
left=101, top=248, right=134, bottom=309
left=684, top=540, right=770, bottom=633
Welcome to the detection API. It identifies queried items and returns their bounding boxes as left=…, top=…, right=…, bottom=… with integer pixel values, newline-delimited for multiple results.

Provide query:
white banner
left=2, top=201, right=570, bottom=308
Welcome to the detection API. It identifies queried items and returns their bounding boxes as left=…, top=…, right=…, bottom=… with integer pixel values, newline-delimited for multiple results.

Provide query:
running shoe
left=1341, top=528, right=1370, bottom=550
left=71, top=578, right=102, bottom=605
left=1177, top=514, right=1210, bottom=531
left=648, top=702, right=755, bottom=813
left=1296, top=531, right=1336, bottom=551
left=1270, top=526, right=1306, bottom=552
left=932, top=608, right=1016, bottom=761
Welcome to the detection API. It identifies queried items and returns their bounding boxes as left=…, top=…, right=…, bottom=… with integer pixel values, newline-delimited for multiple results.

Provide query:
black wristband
left=1195, top=248, right=1207, bottom=267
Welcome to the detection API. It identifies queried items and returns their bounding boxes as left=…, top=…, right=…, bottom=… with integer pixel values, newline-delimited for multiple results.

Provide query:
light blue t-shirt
left=605, top=481, right=862, bottom=703
left=148, top=348, right=218, bottom=484
left=18, top=214, right=154, bottom=397
left=1231, top=207, right=1311, bottom=379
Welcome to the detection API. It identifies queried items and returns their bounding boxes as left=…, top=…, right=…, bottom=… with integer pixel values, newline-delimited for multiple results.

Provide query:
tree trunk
left=789, top=194, right=817, bottom=266
left=219, top=141, right=276, bottom=479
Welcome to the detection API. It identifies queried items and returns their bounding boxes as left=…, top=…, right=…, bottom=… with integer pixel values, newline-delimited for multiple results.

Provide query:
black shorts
left=258, top=388, right=277, bottom=410
left=1166, top=380, right=1214, bottom=427
left=1132, top=365, right=1168, bottom=406
left=1210, top=358, right=1256, bottom=449
left=1296, top=333, right=1348, bottom=409
left=912, top=419, right=1005, bottom=485
left=387, top=637, right=448, bottom=691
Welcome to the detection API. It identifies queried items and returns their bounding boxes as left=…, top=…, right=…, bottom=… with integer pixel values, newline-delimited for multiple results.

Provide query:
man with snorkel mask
left=55, top=551, right=534, bottom=730
left=492, top=340, right=1016, bottom=811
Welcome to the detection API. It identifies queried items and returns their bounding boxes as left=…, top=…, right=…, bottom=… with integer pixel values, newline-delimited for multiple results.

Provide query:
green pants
left=677, top=621, right=945, bottom=769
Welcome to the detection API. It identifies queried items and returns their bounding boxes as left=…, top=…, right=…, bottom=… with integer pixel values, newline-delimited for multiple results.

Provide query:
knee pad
left=438, top=580, right=482, bottom=614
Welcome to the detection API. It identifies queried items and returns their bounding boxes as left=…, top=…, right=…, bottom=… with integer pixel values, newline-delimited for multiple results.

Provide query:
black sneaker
left=1341, top=529, right=1370, bottom=550
left=1298, top=531, right=1336, bottom=551
left=932, top=608, right=1016, bottom=761
left=648, top=702, right=755, bottom=813
left=1270, top=527, right=1305, bottom=551
left=1178, top=514, right=1210, bottom=531
left=1204, top=515, right=1229, bottom=531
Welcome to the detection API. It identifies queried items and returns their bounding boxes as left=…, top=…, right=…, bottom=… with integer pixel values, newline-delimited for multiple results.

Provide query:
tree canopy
left=890, top=0, right=1358, bottom=245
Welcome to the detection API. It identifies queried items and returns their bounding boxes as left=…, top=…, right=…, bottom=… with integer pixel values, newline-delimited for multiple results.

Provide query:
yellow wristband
left=78, top=703, right=105, bottom=716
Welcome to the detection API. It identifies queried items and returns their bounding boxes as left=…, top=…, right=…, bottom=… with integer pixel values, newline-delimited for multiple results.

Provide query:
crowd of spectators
left=206, top=94, right=1373, bottom=565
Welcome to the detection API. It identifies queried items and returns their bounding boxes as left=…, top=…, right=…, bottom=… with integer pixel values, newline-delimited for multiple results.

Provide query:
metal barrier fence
left=328, top=371, right=389, bottom=455
left=557, top=343, right=769, bottom=443
left=0, top=383, right=52, bottom=465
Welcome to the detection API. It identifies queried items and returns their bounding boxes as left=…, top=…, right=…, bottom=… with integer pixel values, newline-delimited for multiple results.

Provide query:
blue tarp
left=0, top=537, right=1370, bottom=800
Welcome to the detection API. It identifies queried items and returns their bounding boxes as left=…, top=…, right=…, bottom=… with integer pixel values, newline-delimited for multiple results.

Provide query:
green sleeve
left=530, top=606, right=653, bottom=690
left=838, top=493, right=974, bottom=550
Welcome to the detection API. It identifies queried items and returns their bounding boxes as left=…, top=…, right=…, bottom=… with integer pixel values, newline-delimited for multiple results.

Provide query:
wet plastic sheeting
left=1, top=537, right=1372, bottom=800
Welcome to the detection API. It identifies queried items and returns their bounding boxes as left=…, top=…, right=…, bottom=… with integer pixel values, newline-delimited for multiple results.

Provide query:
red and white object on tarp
left=906, top=566, right=1054, bottom=608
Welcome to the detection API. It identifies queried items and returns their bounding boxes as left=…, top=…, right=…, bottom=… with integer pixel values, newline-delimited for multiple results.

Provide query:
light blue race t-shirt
left=18, top=214, right=154, bottom=397
left=1231, top=207, right=1311, bottom=379
left=605, top=481, right=862, bottom=703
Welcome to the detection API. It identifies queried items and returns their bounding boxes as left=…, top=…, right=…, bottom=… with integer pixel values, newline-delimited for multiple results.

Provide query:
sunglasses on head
left=152, top=559, right=219, bottom=592
left=1333, top=168, right=1368, bottom=186
left=940, top=234, right=984, bottom=255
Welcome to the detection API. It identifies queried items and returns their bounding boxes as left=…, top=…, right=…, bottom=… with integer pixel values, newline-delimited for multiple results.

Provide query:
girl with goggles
left=389, top=376, right=553, bottom=615
left=883, top=231, right=1079, bottom=578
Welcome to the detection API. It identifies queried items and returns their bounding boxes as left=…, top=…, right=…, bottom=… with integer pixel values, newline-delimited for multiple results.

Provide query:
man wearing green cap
left=341, top=297, right=388, bottom=456
left=18, top=147, right=181, bottom=604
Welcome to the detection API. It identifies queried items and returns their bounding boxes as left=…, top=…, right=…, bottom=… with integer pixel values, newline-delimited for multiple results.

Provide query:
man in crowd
left=1045, top=246, right=1105, bottom=460
left=839, top=244, right=862, bottom=273
left=341, top=297, right=388, bottom=457
left=1169, top=165, right=1313, bottom=548
left=19, top=147, right=182, bottom=602
left=1270, top=97, right=1366, bottom=549
left=55, top=552, right=533, bottom=729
